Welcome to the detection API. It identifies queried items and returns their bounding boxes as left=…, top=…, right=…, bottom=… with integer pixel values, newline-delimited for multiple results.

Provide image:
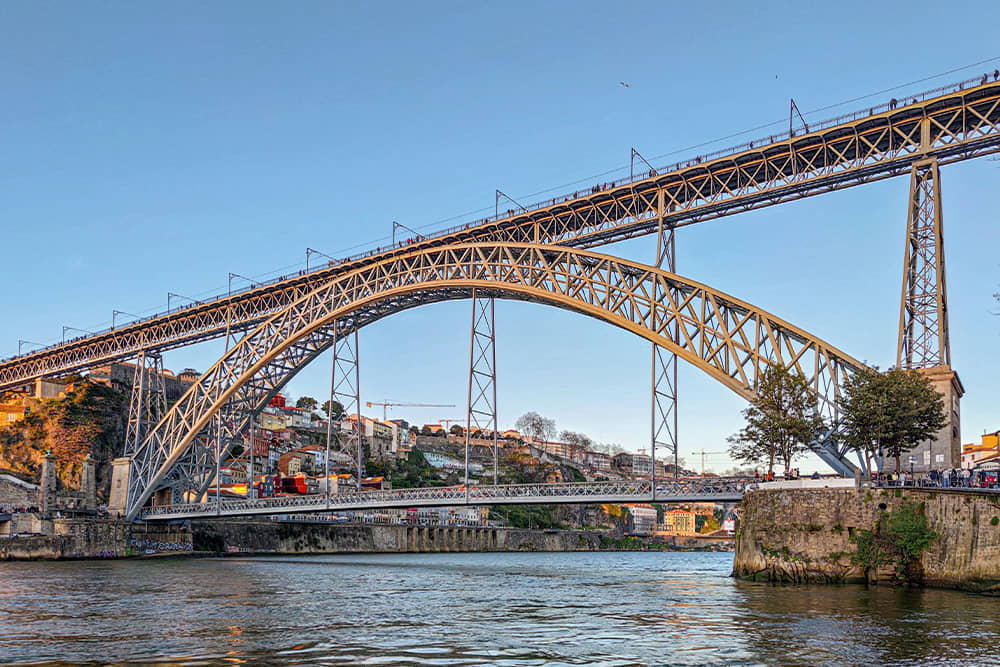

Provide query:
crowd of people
left=872, top=468, right=1000, bottom=490
left=0, top=505, right=39, bottom=514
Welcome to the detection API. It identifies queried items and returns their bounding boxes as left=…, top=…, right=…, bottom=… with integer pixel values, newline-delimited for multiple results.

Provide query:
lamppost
left=228, top=272, right=254, bottom=296
left=306, top=247, right=334, bottom=272
left=18, top=340, right=45, bottom=355
left=112, top=310, right=141, bottom=329
left=62, top=326, right=94, bottom=343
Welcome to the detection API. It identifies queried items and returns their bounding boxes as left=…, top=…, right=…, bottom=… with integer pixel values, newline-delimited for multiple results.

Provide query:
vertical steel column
left=124, top=349, right=168, bottom=513
left=652, top=190, right=679, bottom=498
left=324, top=341, right=336, bottom=510
left=465, top=290, right=499, bottom=492
left=216, top=310, right=233, bottom=514
left=897, top=158, right=950, bottom=369
left=248, top=396, right=255, bottom=499
left=125, top=350, right=166, bottom=455
left=332, top=322, right=362, bottom=491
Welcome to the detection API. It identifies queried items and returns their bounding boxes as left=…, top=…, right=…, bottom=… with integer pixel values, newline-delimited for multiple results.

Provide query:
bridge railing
left=5, top=74, right=993, bottom=365
left=138, top=478, right=752, bottom=520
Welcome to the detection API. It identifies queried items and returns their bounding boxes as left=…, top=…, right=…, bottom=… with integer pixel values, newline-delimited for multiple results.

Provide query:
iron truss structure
left=2, top=79, right=998, bottom=391
left=119, top=242, right=866, bottom=519
left=139, top=478, right=750, bottom=521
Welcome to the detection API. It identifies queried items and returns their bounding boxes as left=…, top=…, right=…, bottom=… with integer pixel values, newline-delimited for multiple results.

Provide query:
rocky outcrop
left=734, top=487, right=1000, bottom=593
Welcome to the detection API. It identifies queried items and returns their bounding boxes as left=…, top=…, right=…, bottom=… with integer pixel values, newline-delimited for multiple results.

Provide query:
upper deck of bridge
left=3, top=74, right=999, bottom=389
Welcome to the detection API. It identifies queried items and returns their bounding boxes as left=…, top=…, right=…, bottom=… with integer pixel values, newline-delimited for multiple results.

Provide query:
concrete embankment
left=734, top=487, right=1000, bottom=593
left=0, top=519, right=603, bottom=559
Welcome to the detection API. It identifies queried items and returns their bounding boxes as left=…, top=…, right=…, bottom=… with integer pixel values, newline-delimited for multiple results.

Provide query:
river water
left=2, top=551, right=999, bottom=666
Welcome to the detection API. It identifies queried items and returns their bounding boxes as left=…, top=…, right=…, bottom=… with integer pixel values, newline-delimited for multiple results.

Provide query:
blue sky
left=2, top=2, right=999, bottom=473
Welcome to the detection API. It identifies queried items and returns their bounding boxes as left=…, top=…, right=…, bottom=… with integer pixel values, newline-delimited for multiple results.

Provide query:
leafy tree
left=516, top=411, right=555, bottom=443
left=838, top=367, right=946, bottom=473
left=296, top=396, right=318, bottom=411
left=852, top=500, right=937, bottom=582
left=322, top=400, right=345, bottom=420
left=450, top=424, right=464, bottom=437
left=421, top=425, right=434, bottom=436
left=727, top=363, right=825, bottom=477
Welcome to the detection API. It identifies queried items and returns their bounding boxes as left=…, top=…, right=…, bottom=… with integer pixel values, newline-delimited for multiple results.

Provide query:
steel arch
left=124, top=243, right=868, bottom=519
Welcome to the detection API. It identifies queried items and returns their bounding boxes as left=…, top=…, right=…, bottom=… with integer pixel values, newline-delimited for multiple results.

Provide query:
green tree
left=449, top=424, right=464, bottom=437
left=838, top=367, right=946, bottom=473
left=322, top=400, right=345, bottom=420
left=727, top=364, right=825, bottom=477
left=296, top=396, right=318, bottom=411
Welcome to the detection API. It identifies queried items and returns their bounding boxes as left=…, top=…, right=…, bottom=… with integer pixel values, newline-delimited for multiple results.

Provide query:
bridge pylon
left=464, top=290, right=499, bottom=488
left=896, top=158, right=963, bottom=471
left=332, top=322, right=362, bottom=490
left=652, top=191, right=679, bottom=487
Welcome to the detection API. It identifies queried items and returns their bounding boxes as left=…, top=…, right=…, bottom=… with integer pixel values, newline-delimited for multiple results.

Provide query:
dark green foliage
left=295, top=396, right=318, bottom=411
left=321, top=400, right=345, bottom=420
left=838, top=366, right=946, bottom=473
left=727, top=364, right=825, bottom=476
left=490, top=504, right=565, bottom=529
left=851, top=500, right=937, bottom=582
left=390, top=450, right=447, bottom=489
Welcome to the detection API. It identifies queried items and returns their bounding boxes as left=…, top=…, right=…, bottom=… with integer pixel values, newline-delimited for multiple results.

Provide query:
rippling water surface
left=2, top=551, right=1000, bottom=665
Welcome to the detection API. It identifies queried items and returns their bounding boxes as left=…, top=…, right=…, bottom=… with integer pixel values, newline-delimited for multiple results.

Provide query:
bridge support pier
left=465, top=290, right=499, bottom=488
left=652, top=195, right=679, bottom=483
left=331, top=323, right=362, bottom=490
left=896, top=158, right=963, bottom=472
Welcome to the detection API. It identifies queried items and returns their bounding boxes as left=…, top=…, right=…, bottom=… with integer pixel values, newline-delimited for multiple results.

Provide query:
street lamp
left=18, top=340, right=45, bottom=355
left=167, top=292, right=199, bottom=312
left=62, top=326, right=94, bottom=343
left=306, top=248, right=334, bottom=272
left=228, top=272, right=254, bottom=296
left=112, top=310, right=141, bottom=329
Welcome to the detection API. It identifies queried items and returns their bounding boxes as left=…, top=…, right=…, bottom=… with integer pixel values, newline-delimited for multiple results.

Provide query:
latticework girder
left=331, top=324, right=362, bottom=490
left=652, top=207, right=678, bottom=484
left=897, top=159, right=949, bottom=369
left=3, top=80, right=998, bottom=391
left=122, top=242, right=868, bottom=519
left=464, top=291, right=499, bottom=486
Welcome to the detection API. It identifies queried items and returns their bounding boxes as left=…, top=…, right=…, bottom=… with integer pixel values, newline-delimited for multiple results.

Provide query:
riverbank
left=733, top=487, right=1000, bottom=593
left=0, top=518, right=734, bottom=559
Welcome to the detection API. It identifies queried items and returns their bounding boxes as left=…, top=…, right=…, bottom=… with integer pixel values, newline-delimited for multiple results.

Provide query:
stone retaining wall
left=734, top=487, right=1000, bottom=592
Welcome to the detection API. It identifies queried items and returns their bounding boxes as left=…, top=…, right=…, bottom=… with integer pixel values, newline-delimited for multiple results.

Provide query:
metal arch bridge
left=1, top=77, right=998, bottom=388
left=122, top=242, right=863, bottom=520
left=139, top=479, right=749, bottom=521
left=1, top=73, right=991, bottom=521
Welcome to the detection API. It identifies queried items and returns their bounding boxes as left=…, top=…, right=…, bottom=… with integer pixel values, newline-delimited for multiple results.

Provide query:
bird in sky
left=619, top=81, right=630, bottom=88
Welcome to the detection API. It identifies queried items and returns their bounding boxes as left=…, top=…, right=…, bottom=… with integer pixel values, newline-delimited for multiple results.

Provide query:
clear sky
left=2, top=1, right=998, bottom=473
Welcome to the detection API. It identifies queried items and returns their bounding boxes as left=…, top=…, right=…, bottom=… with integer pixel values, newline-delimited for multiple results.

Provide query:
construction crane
left=437, top=418, right=467, bottom=431
left=365, top=400, right=456, bottom=421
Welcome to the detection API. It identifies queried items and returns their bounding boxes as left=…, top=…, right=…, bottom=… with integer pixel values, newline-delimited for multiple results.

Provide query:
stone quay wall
left=0, top=519, right=602, bottom=560
left=191, top=521, right=602, bottom=554
left=734, top=487, right=1000, bottom=592
left=0, top=519, right=191, bottom=560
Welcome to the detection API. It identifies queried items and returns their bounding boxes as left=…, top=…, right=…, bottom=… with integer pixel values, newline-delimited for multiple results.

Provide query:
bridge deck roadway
left=3, top=77, right=1000, bottom=390
left=139, top=480, right=748, bottom=521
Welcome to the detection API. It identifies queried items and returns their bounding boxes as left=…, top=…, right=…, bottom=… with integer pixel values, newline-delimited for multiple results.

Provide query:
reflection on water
left=1, top=551, right=999, bottom=665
